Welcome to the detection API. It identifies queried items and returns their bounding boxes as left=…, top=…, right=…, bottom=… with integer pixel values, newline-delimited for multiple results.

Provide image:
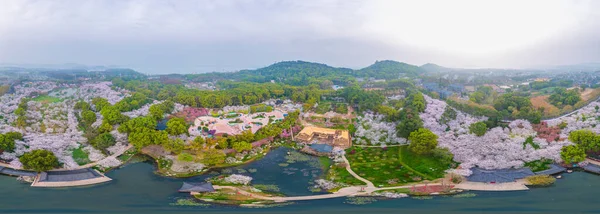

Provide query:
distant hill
left=236, top=60, right=354, bottom=85
left=357, top=60, right=424, bottom=79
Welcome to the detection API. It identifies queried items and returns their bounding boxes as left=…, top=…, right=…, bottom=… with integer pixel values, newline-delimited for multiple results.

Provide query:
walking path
left=455, top=180, right=528, bottom=191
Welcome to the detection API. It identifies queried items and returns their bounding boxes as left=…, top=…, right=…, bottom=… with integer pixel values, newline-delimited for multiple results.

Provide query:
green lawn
left=345, top=147, right=422, bottom=187
left=32, top=95, right=62, bottom=104
left=343, top=146, right=452, bottom=187
left=399, top=146, right=451, bottom=180
left=72, top=147, right=91, bottom=165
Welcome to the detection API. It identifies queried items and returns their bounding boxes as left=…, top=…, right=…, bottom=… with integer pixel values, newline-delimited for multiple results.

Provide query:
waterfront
left=1, top=148, right=599, bottom=214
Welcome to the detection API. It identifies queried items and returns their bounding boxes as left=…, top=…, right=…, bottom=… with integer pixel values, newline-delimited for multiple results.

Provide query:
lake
left=1, top=147, right=599, bottom=214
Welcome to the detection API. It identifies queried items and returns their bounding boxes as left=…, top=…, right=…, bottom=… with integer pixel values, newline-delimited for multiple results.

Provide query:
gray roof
left=467, top=167, right=535, bottom=183
left=39, top=168, right=102, bottom=182
left=0, top=166, right=37, bottom=177
left=535, top=164, right=566, bottom=175
left=179, top=182, right=214, bottom=193
left=583, top=164, right=600, bottom=174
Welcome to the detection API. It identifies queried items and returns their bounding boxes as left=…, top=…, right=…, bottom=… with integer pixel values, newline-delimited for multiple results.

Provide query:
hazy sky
left=1, top=0, right=599, bottom=74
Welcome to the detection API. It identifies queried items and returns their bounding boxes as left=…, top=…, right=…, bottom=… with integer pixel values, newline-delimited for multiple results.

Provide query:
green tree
left=118, top=116, right=157, bottom=133
left=98, top=121, right=113, bottom=133
left=74, top=101, right=91, bottom=111
left=163, top=138, right=185, bottom=154
left=396, top=110, right=423, bottom=138
left=568, top=129, right=599, bottom=152
left=215, top=137, right=229, bottom=149
left=202, top=149, right=226, bottom=165
left=408, top=128, right=438, bottom=155
left=92, top=133, right=117, bottom=151
left=81, top=110, right=97, bottom=126
left=92, top=97, right=111, bottom=112
left=0, top=132, right=23, bottom=152
left=19, top=150, right=60, bottom=172
left=560, top=145, right=586, bottom=164
left=100, top=106, right=128, bottom=125
left=0, top=135, right=13, bottom=152
left=149, top=104, right=164, bottom=120
left=231, top=141, right=252, bottom=152
left=469, top=121, right=488, bottom=136
left=189, top=136, right=206, bottom=152
left=166, top=117, right=188, bottom=136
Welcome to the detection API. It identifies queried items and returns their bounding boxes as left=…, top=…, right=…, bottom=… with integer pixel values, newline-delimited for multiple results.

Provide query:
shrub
left=525, top=175, right=556, bottom=186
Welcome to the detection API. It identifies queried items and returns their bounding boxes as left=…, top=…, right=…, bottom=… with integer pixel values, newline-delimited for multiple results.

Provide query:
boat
left=567, top=170, right=573, bottom=173
left=556, top=175, right=562, bottom=179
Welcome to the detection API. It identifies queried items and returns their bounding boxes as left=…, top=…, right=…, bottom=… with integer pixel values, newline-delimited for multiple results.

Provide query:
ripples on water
left=0, top=147, right=599, bottom=214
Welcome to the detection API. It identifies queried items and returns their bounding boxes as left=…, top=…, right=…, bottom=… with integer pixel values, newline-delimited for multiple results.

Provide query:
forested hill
left=186, top=60, right=426, bottom=86
left=236, top=61, right=354, bottom=85
left=357, top=60, right=424, bottom=79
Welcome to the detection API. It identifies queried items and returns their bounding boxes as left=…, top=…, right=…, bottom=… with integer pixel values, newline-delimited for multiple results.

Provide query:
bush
left=525, top=175, right=556, bottom=186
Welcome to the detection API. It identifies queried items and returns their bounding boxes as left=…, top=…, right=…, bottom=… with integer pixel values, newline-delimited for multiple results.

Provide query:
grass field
left=399, top=146, right=450, bottom=179
left=32, top=95, right=63, bottom=104
left=344, top=146, right=451, bottom=187
left=346, top=147, right=421, bottom=186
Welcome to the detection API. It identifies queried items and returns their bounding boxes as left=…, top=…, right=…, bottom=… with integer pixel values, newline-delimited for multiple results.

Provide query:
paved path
left=455, top=180, right=528, bottom=191
left=31, top=175, right=112, bottom=187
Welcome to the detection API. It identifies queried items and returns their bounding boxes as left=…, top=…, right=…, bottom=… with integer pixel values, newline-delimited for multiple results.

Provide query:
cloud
left=0, top=0, right=599, bottom=73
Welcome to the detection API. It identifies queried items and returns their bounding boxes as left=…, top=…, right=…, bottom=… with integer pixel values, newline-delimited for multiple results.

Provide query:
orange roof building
left=295, top=127, right=351, bottom=149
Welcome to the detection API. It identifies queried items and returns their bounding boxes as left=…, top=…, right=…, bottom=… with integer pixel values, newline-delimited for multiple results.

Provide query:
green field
left=346, top=147, right=419, bottom=186
left=72, top=147, right=91, bottom=165
left=32, top=95, right=63, bottom=104
left=399, top=146, right=451, bottom=179
left=344, top=146, right=451, bottom=187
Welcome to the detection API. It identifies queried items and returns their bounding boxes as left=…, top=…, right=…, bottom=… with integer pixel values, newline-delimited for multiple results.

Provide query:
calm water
left=1, top=147, right=600, bottom=214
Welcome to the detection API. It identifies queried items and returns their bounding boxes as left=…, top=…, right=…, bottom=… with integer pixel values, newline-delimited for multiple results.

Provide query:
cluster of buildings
left=295, top=126, right=352, bottom=152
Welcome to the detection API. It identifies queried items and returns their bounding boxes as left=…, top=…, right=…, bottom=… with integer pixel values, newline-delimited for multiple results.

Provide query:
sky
left=0, top=0, right=599, bottom=74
